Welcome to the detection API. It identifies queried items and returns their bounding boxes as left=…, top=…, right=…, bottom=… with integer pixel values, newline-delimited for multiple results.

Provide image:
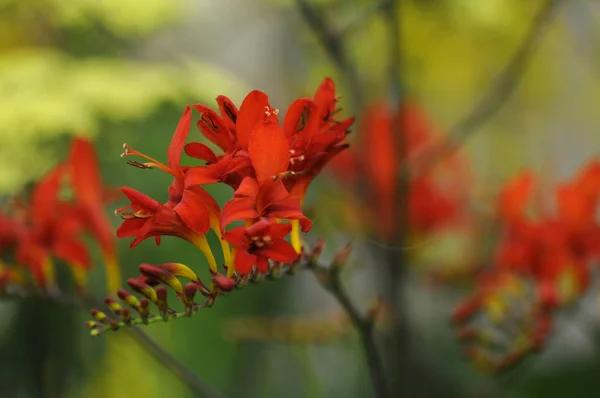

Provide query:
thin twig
left=309, top=264, right=390, bottom=398
left=295, top=0, right=364, bottom=113
left=0, top=289, right=226, bottom=398
left=126, top=327, right=227, bottom=398
left=419, top=0, right=564, bottom=169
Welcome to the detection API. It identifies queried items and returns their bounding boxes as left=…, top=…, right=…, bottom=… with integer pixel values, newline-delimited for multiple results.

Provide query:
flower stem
left=310, top=264, right=390, bottom=398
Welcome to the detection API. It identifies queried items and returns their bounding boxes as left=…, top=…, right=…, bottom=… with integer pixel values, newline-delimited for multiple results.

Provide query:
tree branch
left=308, top=262, right=390, bottom=398
left=295, top=0, right=365, bottom=113
left=420, top=0, right=564, bottom=169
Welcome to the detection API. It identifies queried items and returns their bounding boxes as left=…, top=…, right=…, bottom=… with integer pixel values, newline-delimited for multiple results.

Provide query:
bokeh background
left=1, top=0, right=600, bottom=397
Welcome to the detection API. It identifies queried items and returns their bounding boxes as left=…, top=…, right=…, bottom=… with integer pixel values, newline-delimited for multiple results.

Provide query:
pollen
left=273, top=108, right=280, bottom=116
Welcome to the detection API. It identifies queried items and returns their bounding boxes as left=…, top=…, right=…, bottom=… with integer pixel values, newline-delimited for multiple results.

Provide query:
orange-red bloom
left=328, top=100, right=470, bottom=240
left=224, top=219, right=298, bottom=275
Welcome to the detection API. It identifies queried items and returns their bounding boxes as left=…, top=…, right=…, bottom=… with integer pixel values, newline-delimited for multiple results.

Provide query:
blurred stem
left=310, top=264, right=390, bottom=398
left=126, top=327, right=226, bottom=398
left=295, top=0, right=364, bottom=113
left=418, top=0, right=564, bottom=169
left=379, top=0, right=419, bottom=395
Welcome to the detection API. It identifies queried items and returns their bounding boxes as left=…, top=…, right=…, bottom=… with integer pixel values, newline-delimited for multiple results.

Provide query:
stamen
left=114, top=205, right=132, bottom=215
left=121, top=143, right=175, bottom=177
left=273, top=170, right=296, bottom=181
left=127, top=160, right=154, bottom=169
left=273, top=108, right=280, bottom=116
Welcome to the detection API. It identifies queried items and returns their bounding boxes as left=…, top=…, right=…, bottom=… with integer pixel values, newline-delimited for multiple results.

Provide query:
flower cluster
left=86, top=78, right=353, bottom=335
left=452, top=162, right=600, bottom=371
left=0, top=138, right=120, bottom=295
left=328, top=101, right=470, bottom=240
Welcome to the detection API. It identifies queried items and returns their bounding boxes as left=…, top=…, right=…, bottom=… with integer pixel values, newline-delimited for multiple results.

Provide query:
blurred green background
left=1, top=0, right=600, bottom=397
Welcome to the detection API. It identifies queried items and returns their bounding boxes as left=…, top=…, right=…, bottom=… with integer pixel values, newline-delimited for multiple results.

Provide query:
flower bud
left=104, top=297, right=122, bottom=314
left=138, top=298, right=150, bottom=320
left=90, top=309, right=108, bottom=323
left=117, top=288, right=141, bottom=309
left=332, top=242, right=352, bottom=270
left=309, top=238, right=325, bottom=263
left=159, top=263, right=202, bottom=284
left=127, top=278, right=158, bottom=304
left=139, top=264, right=183, bottom=295
left=120, top=308, right=132, bottom=324
left=155, top=286, right=169, bottom=318
left=212, top=273, right=236, bottom=292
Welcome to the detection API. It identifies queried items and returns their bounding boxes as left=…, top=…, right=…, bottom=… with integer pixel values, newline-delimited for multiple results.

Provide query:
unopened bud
left=139, top=298, right=150, bottom=320
left=140, top=264, right=183, bottom=295
left=90, top=309, right=108, bottom=323
left=84, top=320, right=98, bottom=328
left=104, top=297, right=122, bottom=314
left=117, top=288, right=140, bottom=309
left=212, top=273, right=236, bottom=292
left=332, top=242, right=352, bottom=269
left=155, top=286, right=169, bottom=318
left=159, top=263, right=202, bottom=284
left=127, top=278, right=158, bottom=304
left=309, top=238, right=325, bottom=264
left=120, top=308, right=132, bottom=324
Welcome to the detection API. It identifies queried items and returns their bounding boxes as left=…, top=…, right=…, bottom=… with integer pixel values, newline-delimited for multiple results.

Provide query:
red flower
left=68, top=137, right=121, bottom=292
left=14, top=165, right=91, bottom=287
left=328, top=100, right=469, bottom=239
left=115, top=187, right=199, bottom=248
left=224, top=219, right=298, bottom=275
left=121, top=106, right=221, bottom=238
left=283, top=78, right=354, bottom=200
left=220, top=121, right=312, bottom=232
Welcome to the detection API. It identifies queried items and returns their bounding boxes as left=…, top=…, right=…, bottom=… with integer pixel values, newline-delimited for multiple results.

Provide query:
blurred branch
left=295, top=0, right=364, bottom=112
left=420, top=0, right=564, bottom=168
left=0, top=288, right=227, bottom=398
left=126, top=327, right=227, bottom=398
left=307, top=253, right=390, bottom=398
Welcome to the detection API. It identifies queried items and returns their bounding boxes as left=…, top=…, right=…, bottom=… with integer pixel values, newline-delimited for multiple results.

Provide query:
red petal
left=313, top=77, right=336, bottom=111
left=266, top=222, right=292, bottom=239
left=234, top=177, right=260, bottom=198
left=192, top=104, right=235, bottom=152
left=234, top=250, right=257, bottom=275
left=220, top=198, right=260, bottom=229
left=255, top=257, right=270, bottom=273
left=68, top=138, right=116, bottom=255
left=283, top=98, right=314, bottom=138
left=499, top=172, right=534, bottom=223
left=120, top=187, right=161, bottom=212
left=184, top=166, right=221, bottom=187
left=116, top=218, right=147, bottom=238
left=244, top=218, right=272, bottom=237
left=52, top=238, right=91, bottom=269
left=256, top=239, right=298, bottom=263
left=69, top=137, right=102, bottom=207
left=257, top=180, right=290, bottom=212
left=223, top=226, right=247, bottom=247
left=236, top=90, right=276, bottom=150
left=32, top=164, right=64, bottom=227
left=168, top=106, right=192, bottom=175
left=248, top=122, right=289, bottom=182
left=173, top=190, right=212, bottom=235
left=184, top=142, right=218, bottom=163
left=216, top=95, right=238, bottom=127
